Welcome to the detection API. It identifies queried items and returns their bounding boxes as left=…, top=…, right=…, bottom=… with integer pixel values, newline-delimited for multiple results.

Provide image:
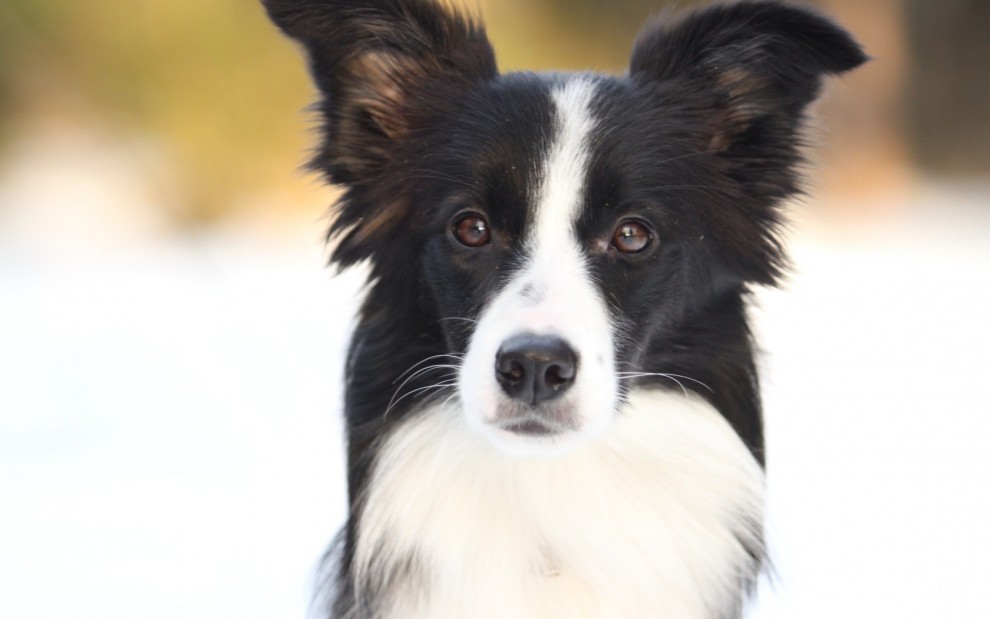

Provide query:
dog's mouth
left=498, top=418, right=559, bottom=437
left=489, top=411, right=577, bottom=437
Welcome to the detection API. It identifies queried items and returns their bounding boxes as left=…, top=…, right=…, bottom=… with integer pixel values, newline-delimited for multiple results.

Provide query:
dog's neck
left=346, top=389, right=765, bottom=619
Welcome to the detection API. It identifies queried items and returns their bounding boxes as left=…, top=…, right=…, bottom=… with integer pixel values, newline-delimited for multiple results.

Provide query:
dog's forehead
left=529, top=77, right=600, bottom=240
left=447, top=74, right=609, bottom=212
left=434, top=73, right=685, bottom=244
left=419, top=75, right=579, bottom=234
left=444, top=74, right=606, bottom=157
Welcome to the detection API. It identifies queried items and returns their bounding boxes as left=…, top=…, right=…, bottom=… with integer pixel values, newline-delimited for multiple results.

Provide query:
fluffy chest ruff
left=351, top=390, right=765, bottom=619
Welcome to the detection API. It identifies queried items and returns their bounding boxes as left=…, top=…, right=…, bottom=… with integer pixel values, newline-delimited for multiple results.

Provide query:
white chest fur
left=352, top=389, right=765, bottom=619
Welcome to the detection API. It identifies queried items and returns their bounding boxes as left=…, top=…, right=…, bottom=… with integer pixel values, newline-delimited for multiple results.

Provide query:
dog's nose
left=495, top=334, right=577, bottom=405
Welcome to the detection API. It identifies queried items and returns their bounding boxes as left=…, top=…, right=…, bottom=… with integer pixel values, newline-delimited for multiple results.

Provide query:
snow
left=0, top=234, right=360, bottom=618
left=750, top=191, right=990, bottom=617
left=2, top=170, right=989, bottom=617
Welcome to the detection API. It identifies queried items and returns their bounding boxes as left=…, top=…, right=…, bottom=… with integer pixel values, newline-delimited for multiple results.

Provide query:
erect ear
left=263, top=0, right=497, bottom=184
left=630, top=0, right=866, bottom=153
left=630, top=1, right=865, bottom=285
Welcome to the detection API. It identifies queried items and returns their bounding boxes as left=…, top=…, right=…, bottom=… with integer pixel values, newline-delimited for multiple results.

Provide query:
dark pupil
left=456, top=216, right=489, bottom=246
left=615, top=223, right=648, bottom=252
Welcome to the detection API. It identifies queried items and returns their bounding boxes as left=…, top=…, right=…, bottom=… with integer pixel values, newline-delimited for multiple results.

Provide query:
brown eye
left=452, top=214, right=491, bottom=247
left=612, top=220, right=653, bottom=254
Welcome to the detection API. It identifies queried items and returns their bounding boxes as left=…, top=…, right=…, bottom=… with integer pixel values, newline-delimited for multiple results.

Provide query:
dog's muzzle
left=491, top=333, right=578, bottom=435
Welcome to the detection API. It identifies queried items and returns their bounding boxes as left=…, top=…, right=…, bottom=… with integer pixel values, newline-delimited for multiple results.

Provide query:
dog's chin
left=466, top=402, right=612, bottom=459
left=480, top=425, right=589, bottom=458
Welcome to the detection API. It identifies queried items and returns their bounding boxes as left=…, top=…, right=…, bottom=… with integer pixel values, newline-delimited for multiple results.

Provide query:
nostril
left=500, top=360, right=525, bottom=384
left=544, top=363, right=574, bottom=389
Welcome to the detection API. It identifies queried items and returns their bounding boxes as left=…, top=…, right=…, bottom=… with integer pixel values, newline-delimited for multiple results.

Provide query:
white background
left=2, top=137, right=989, bottom=617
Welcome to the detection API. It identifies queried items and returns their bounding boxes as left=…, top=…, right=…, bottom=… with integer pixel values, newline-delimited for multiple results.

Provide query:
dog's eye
left=452, top=214, right=491, bottom=248
left=611, top=220, right=653, bottom=254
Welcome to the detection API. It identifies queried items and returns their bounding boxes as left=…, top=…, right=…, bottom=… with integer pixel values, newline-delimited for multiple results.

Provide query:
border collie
left=263, top=1, right=864, bottom=616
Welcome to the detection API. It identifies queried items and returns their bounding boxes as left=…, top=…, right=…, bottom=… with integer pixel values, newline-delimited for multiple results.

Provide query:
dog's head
left=265, top=0, right=864, bottom=456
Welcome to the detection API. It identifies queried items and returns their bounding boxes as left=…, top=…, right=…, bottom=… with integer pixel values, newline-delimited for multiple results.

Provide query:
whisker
left=387, top=366, right=458, bottom=415
left=389, top=367, right=450, bottom=412
left=383, top=379, right=459, bottom=420
left=393, top=354, right=465, bottom=384
left=440, top=391, right=461, bottom=410
left=616, top=372, right=715, bottom=394
left=402, top=364, right=462, bottom=385
left=664, top=375, right=689, bottom=399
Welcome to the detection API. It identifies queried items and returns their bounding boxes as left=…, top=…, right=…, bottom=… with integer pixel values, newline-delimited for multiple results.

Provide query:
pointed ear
left=630, top=0, right=866, bottom=153
left=263, top=0, right=497, bottom=184
left=629, top=1, right=865, bottom=286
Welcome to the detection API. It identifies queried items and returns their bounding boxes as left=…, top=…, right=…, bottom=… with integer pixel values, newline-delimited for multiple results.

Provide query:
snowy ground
left=750, top=188, right=990, bottom=617
left=2, top=170, right=989, bottom=617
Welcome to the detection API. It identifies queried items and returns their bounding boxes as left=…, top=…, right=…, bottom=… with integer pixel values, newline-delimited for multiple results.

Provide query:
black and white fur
left=263, top=1, right=865, bottom=617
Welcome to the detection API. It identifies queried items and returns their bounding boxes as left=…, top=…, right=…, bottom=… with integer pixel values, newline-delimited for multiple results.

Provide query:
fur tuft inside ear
left=630, top=0, right=867, bottom=152
left=264, top=0, right=496, bottom=173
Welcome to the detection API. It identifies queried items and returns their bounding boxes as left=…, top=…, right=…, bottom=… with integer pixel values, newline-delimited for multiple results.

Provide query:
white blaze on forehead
left=512, top=77, right=609, bottom=349
left=532, top=78, right=598, bottom=255
left=457, top=76, right=616, bottom=454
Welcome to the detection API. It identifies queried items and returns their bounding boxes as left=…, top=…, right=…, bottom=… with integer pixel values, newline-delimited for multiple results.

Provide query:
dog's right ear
left=263, top=0, right=497, bottom=185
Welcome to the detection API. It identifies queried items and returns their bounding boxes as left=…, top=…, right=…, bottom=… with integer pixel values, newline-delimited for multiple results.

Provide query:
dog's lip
left=490, top=416, right=568, bottom=437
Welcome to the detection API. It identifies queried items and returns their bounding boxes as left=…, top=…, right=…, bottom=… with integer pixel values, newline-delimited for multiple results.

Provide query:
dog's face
left=264, top=0, right=865, bottom=456
left=414, top=75, right=740, bottom=455
left=424, top=78, right=621, bottom=455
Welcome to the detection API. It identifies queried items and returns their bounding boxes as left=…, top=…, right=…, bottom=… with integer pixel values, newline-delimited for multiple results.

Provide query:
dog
left=263, top=1, right=864, bottom=616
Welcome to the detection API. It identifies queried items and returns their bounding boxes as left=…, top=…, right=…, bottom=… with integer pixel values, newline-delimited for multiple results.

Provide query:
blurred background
left=1, top=1, right=988, bottom=618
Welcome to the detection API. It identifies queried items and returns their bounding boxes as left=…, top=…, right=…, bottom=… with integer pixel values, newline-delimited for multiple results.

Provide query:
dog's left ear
left=630, top=1, right=865, bottom=285
left=630, top=1, right=866, bottom=153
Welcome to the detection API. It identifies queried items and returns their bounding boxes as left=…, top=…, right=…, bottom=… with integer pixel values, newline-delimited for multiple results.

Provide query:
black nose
left=495, top=334, right=577, bottom=405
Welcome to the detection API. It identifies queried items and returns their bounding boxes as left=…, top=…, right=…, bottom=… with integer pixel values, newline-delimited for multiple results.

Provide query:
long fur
left=263, top=1, right=865, bottom=617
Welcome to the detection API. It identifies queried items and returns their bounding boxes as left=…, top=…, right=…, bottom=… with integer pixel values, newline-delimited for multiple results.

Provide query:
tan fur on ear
left=341, top=51, right=455, bottom=140
left=350, top=196, right=407, bottom=244
left=708, top=67, right=770, bottom=152
left=343, top=52, right=418, bottom=139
